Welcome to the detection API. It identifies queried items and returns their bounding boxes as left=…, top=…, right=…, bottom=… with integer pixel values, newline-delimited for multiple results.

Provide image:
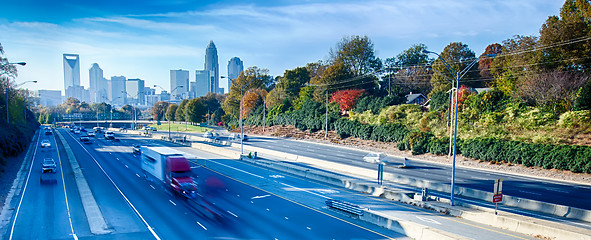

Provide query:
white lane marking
left=306, top=227, right=311, bottom=230
left=251, top=195, right=271, bottom=199
left=196, top=221, right=207, bottom=230
left=547, top=188, right=570, bottom=194
left=469, top=176, right=489, bottom=180
left=169, top=200, right=176, bottom=206
left=150, top=185, right=155, bottom=190
left=519, top=190, right=542, bottom=196
left=116, top=158, right=119, bottom=161
left=136, top=173, right=141, bottom=178
left=209, top=160, right=264, bottom=179
left=227, top=211, right=238, bottom=218
left=125, top=165, right=129, bottom=168
left=416, top=216, right=441, bottom=225
left=269, top=175, right=284, bottom=179
left=266, top=208, right=270, bottom=211
left=279, top=182, right=329, bottom=199
left=284, top=217, right=289, bottom=220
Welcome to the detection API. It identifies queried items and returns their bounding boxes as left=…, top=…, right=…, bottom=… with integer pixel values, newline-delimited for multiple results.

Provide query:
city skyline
left=0, top=0, right=563, bottom=94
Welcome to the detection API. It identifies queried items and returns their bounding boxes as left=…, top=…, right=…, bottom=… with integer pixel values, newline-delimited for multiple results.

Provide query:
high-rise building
left=170, top=69, right=189, bottom=100
left=109, top=76, right=126, bottom=106
left=126, top=78, right=145, bottom=105
left=194, top=70, right=212, bottom=97
left=37, top=90, right=63, bottom=107
left=63, top=54, right=81, bottom=100
left=204, top=41, right=219, bottom=94
left=89, top=63, right=108, bottom=103
left=227, top=57, right=243, bottom=93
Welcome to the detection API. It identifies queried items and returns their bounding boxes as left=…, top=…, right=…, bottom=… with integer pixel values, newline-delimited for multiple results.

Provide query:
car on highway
left=104, top=131, right=115, bottom=140
left=230, top=133, right=248, bottom=142
left=80, top=135, right=91, bottom=144
left=132, top=144, right=141, bottom=154
left=87, top=131, right=95, bottom=137
left=363, top=152, right=387, bottom=163
left=74, top=129, right=81, bottom=134
left=40, top=140, right=51, bottom=148
left=93, top=127, right=103, bottom=133
left=41, top=158, right=57, bottom=173
left=202, top=131, right=213, bottom=138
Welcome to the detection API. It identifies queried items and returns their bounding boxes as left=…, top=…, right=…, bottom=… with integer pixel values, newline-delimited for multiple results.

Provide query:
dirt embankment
left=240, top=125, right=591, bottom=185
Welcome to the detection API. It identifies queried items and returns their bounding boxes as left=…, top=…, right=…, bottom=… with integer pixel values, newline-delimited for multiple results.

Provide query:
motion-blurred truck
left=141, top=146, right=197, bottom=198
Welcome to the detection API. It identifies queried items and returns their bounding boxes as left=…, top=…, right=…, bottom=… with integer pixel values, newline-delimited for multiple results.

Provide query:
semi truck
left=141, top=146, right=197, bottom=199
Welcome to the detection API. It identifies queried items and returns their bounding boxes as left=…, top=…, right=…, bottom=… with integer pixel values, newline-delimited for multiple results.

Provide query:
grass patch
left=147, top=123, right=212, bottom=133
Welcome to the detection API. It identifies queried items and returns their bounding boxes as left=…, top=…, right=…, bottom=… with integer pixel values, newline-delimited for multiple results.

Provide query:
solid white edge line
left=196, top=221, right=207, bottom=230
left=8, top=131, right=40, bottom=240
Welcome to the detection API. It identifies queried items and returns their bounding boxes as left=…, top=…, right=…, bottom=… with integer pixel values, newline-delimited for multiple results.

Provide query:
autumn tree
left=330, top=35, right=382, bottom=76
left=518, top=70, right=589, bottom=113
left=478, top=43, right=502, bottom=80
left=330, top=89, right=365, bottom=114
left=223, top=66, right=272, bottom=120
left=489, top=36, right=539, bottom=96
left=152, top=101, right=169, bottom=121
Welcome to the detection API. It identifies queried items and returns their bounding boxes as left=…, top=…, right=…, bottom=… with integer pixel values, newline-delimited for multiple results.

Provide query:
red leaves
left=330, top=89, right=365, bottom=113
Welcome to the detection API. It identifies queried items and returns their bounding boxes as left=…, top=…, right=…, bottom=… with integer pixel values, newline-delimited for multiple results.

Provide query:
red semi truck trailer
left=141, top=146, right=197, bottom=198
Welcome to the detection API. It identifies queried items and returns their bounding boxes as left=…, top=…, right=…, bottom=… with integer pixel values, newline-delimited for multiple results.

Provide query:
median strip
left=56, top=130, right=111, bottom=235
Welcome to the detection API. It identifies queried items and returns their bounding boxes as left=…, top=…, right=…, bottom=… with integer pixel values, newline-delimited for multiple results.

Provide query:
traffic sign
left=493, top=194, right=503, bottom=203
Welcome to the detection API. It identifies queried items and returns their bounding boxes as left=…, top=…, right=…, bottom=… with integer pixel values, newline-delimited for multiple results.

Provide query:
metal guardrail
left=325, top=199, right=364, bottom=216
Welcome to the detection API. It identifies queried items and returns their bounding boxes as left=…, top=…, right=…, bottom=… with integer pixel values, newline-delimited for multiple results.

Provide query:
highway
left=237, top=135, right=591, bottom=210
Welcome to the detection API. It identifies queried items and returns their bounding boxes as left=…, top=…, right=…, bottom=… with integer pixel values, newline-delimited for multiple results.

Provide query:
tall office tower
left=126, top=79, right=145, bottom=105
left=204, top=41, right=219, bottom=94
left=227, top=57, right=243, bottom=93
left=89, top=63, right=108, bottom=103
left=194, top=70, right=212, bottom=97
left=170, top=69, right=190, bottom=100
left=109, top=76, right=126, bottom=106
left=63, top=54, right=81, bottom=99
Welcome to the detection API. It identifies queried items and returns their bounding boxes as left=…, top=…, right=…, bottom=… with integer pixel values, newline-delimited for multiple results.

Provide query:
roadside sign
left=493, top=194, right=503, bottom=203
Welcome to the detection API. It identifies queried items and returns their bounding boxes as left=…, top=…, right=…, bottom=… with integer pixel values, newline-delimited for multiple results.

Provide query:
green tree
left=539, top=0, right=591, bottom=71
left=166, top=104, right=178, bottom=121
left=574, top=80, right=591, bottom=110
left=276, top=67, right=310, bottom=99
left=490, top=36, right=539, bottom=96
left=430, top=42, right=479, bottom=95
left=223, top=66, right=272, bottom=120
left=330, top=35, right=381, bottom=76
left=176, top=99, right=188, bottom=121
left=186, top=98, right=207, bottom=123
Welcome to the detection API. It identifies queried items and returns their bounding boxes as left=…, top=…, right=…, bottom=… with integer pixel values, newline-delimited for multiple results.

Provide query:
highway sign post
left=493, top=179, right=503, bottom=215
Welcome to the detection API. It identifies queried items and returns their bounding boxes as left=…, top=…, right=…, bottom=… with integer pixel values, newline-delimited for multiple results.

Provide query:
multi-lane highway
left=236, top=135, right=591, bottom=210
left=2, top=127, right=541, bottom=239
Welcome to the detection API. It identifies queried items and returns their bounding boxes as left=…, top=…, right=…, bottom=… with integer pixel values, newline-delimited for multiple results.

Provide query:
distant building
left=227, top=57, right=243, bottom=93
left=63, top=54, right=81, bottom=100
left=406, top=93, right=428, bottom=105
left=37, top=90, right=62, bottom=107
left=204, top=41, right=219, bottom=94
left=109, top=76, right=126, bottom=106
left=170, top=69, right=189, bottom=100
left=65, top=85, right=89, bottom=103
left=126, top=78, right=145, bottom=105
left=194, top=70, right=212, bottom=97
left=89, top=63, right=108, bottom=103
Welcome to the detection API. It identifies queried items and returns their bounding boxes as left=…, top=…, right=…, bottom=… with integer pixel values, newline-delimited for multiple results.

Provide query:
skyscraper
left=227, top=57, right=244, bottom=93
left=89, top=63, right=108, bottom=103
left=63, top=54, right=81, bottom=99
left=170, top=69, right=189, bottom=100
left=204, top=41, right=219, bottom=94
left=126, top=78, right=145, bottom=105
left=110, top=76, right=126, bottom=106
left=194, top=70, right=212, bottom=97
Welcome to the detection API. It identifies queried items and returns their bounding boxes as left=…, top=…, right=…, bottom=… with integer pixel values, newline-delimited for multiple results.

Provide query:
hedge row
left=459, top=138, right=591, bottom=173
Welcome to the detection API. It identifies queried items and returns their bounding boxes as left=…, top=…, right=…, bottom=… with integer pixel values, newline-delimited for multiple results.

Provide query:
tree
left=275, top=67, right=310, bottom=99
left=518, top=70, right=589, bottom=113
left=166, top=104, right=178, bottom=121
left=330, top=35, right=381, bottom=76
left=384, top=44, right=433, bottom=96
left=152, top=101, right=169, bottom=121
left=490, top=35, right=539, bottom=96
left=478, top=43, right=502, bottom=80
left=539, top=0, right=591, bottom=71
left=330, top=89, right=365, bottom=114
left=574, top=80, right=591, bottom=110
left=429, top=42, right=479, bottom=95
left=224, top=66, right=272, bottom=120
left=186, top=98, right=207, bottom=123
left=176, top=99, right=188, bottom=121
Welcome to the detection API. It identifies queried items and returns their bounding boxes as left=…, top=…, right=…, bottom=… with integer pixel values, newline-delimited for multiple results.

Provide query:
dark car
left=80, top=136, right=92, bottom=144
left=42, top=158, right=57, bottom=173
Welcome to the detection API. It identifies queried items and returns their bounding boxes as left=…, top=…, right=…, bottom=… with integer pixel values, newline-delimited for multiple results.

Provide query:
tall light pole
left=122, top=91, right=141, bottom=130
left=154, top=85, right=183, bottom=141
left=222, top=76, right=255, bottom=155
left=422, top=50, right=495, bottom=206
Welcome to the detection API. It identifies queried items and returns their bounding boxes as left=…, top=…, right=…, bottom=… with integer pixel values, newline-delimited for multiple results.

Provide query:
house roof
left=406, top=93, right=427, bottom=104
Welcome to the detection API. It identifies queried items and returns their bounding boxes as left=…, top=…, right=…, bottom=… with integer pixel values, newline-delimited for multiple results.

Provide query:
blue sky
left=0, top=0, right=563, bottom=94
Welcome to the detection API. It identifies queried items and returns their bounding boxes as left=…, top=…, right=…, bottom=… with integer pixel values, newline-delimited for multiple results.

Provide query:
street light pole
left=222, top=76, right=255, bottom=155
left=155, top=85, right=183, bottom=141
left=1, top=62, right=28, bottom=124
left=422, top=50, right=495, bottom=206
